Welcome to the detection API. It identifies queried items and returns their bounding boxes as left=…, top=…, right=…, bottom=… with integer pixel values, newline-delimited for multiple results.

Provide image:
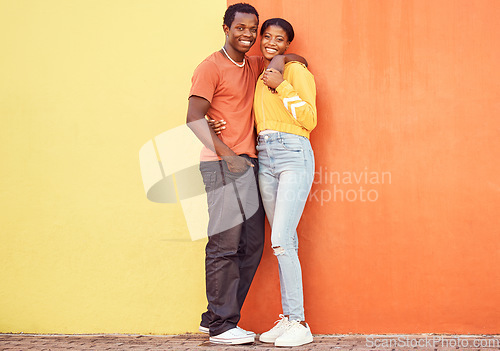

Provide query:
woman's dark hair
left=224, top=3, right=259, bottom=28
left=260, top=18, right=295, bottom=42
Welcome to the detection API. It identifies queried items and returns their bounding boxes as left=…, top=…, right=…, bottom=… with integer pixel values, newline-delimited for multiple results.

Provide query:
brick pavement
left=1, top=333, right=499, bottom=351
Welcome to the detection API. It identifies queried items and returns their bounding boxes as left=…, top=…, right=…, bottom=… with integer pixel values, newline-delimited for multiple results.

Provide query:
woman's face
left=260, top=25, right=289, bottom=60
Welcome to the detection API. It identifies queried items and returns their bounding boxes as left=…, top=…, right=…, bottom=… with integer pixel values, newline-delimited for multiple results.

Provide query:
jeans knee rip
left=272, top=246, right=285, bottom=256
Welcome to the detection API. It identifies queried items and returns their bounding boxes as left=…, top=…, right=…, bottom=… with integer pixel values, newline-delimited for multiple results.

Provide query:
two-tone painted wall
left=1, top=0, right=498, bottom=334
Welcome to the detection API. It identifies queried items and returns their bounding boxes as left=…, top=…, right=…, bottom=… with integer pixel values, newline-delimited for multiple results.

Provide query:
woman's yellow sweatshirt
left=254, top=61, right=317, bottom=139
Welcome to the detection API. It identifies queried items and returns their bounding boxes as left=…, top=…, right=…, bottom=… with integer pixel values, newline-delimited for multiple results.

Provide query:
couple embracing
left=186, top=2, right=317, bottom=347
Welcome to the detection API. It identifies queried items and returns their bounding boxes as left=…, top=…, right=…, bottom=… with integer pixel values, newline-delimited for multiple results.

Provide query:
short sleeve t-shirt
left=189, top=51, right=266, bottom=161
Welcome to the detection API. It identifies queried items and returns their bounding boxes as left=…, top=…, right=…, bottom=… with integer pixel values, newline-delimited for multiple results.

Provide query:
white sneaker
left=209, top=327, right=255, bottom=345
left=274, top=321, right=313, bottom=347
left=199, top=325, right=255, bottom=336
left=237, top=326, right=256, bottom=337
left=259, top=314, right=290, bottom=343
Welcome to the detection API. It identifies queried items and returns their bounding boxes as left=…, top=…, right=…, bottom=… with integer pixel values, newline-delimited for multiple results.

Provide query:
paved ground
left=1, top=333, right=499, bottom=351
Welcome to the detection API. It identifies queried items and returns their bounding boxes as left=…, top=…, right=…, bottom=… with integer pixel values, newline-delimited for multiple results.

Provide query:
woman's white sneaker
left=209, top=327, right=255, bottom=345
left=259, top=315, right=290, bottom=343
left=274, top=321, right=313, bottom=347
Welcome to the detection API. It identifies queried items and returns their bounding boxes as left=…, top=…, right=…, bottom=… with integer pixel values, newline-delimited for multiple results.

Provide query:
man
left=186, top=3, right=305, bottom=345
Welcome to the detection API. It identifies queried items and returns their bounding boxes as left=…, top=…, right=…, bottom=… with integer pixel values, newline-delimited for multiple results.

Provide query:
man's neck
left=222, top=44, right=245, bottom=63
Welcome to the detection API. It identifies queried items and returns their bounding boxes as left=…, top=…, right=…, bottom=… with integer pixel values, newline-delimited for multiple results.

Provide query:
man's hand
left=222, top=155, right=253, bottom=173
left=262, top=68, right=284, bottom=90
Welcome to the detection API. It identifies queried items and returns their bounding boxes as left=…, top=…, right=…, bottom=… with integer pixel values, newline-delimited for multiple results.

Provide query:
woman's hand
left=262, top=68, right=284, bottom=91
left=206, top=118, right=226, bottom=135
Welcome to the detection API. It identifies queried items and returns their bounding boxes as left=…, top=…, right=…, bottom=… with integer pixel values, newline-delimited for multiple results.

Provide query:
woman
left=211, top=18, right=316, bottom=347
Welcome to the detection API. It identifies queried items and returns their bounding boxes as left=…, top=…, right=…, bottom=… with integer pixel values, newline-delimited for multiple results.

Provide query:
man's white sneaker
left=259, top=314, right=290, bottom=343
left=199, top=325, right=255, bottom=336
left=237, top=326, right=256, bottom=337
left=274, top=321, right=313, bottom=347
left=209, top=327, right=255, bottom=345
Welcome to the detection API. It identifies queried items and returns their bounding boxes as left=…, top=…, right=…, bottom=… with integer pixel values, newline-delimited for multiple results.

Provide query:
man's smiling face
left=224, top=12, right=258, bottom=54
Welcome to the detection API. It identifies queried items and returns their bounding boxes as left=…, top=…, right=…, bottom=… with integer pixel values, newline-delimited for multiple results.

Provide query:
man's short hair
left=223, top=3, right=259, bottom=28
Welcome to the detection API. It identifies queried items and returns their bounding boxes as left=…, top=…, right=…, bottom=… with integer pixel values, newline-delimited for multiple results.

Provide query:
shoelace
left=273, top=314, right=288, bottom=328
left=285, top=320, right=304, bottom=331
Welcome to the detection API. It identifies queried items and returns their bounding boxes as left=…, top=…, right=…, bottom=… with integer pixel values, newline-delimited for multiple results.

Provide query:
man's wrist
left=269, top=55, right=285, bottom=73
left=220, top=152, right=237, bottom=159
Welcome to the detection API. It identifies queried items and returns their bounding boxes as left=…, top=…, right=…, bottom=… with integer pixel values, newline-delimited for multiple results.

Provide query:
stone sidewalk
left=1, top=333, right=499, bottom=351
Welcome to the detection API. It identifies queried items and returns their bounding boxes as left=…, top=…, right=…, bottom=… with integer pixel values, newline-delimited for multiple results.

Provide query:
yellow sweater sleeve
left=275, top=63, right=317, bottom=132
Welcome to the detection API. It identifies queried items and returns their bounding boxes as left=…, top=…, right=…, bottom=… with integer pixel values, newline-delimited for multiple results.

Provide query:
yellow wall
left=0, top=0, right=225, bottom=334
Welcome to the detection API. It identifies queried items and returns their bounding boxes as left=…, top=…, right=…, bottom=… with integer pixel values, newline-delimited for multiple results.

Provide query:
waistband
left=257, top=131, right=305, bottom=143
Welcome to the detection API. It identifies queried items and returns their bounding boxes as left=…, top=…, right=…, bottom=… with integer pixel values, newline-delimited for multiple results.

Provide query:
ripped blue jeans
left=256, top=132, right=315, bottom=321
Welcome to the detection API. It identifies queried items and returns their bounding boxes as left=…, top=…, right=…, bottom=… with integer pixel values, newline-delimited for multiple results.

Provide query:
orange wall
left=230, top=0, right=500, bottom=334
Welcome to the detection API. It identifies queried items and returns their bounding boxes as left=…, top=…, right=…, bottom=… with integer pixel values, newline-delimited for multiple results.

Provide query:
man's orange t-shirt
left=189, top=51, right=266, bottom=161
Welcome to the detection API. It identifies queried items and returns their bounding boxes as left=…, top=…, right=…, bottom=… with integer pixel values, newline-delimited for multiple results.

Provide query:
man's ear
left=222, top=24, right=229, bottom=36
